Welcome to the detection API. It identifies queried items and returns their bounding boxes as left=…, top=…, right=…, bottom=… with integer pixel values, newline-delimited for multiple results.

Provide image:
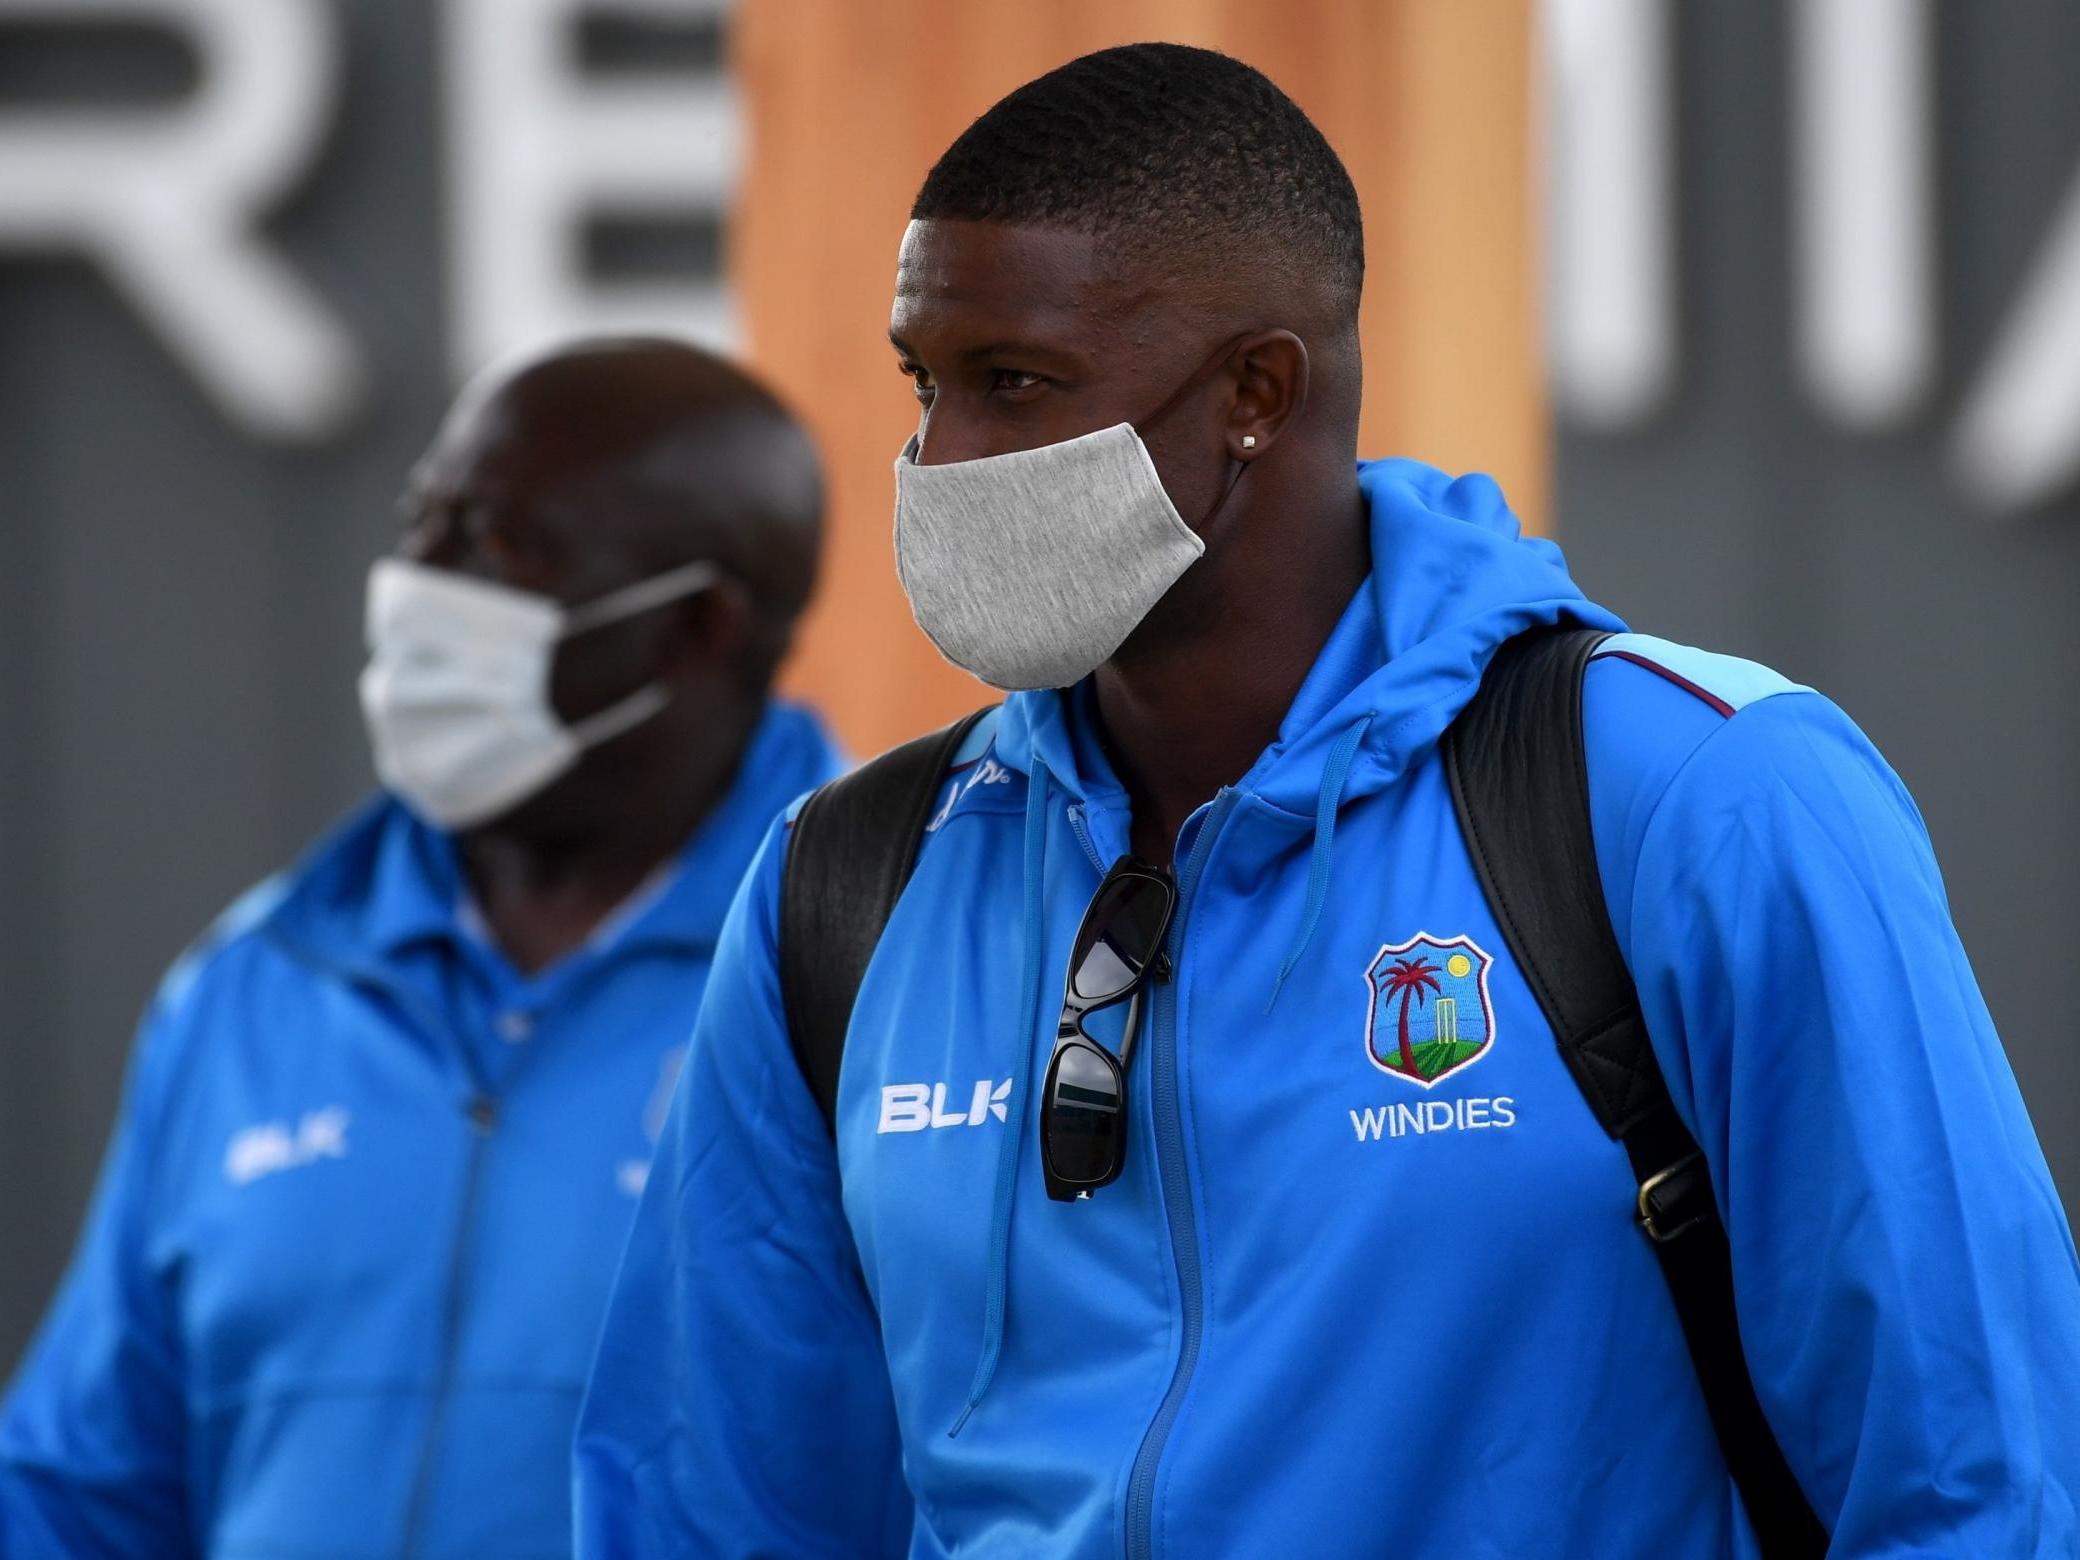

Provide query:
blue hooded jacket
left=575, top=465, right=2080, bottom=1558
left=0, top=702, right=842, bottom=1559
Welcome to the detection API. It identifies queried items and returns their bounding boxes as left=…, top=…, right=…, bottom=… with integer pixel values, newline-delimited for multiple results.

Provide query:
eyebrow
left=888, top=329, right=1083, bottom=369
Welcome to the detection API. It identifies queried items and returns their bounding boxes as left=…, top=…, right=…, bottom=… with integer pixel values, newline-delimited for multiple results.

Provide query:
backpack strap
left=780, top=707, right=998, bottom=1132
left=1443, top=628, right=1828, bottom=1558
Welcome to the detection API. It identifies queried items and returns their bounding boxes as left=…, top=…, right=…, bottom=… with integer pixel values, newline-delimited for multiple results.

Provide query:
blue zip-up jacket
left=0, top=702, right=841, bottom=1559
left=575, top=465, right=2080, bottom=1558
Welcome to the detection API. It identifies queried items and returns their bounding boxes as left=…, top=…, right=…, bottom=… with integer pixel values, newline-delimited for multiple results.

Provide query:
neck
left=455, top=705, right=755, bottom=973
left=1093, top=472, right=1369, bottom=866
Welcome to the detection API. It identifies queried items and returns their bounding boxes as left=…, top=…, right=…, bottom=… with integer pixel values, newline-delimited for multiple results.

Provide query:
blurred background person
left=0, top=0, right=2072, bottom=1429
left=0, top=337, right=839, bottom=1556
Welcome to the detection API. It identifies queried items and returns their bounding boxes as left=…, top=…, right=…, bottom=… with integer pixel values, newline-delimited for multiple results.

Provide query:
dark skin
left=891, top=220, right=1370, bottom=865
left=397, top=338, right=821, bottom=972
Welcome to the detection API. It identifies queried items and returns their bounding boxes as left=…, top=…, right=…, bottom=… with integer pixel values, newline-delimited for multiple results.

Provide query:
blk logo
left=878, top=1080, right=1012, bottom=1134
left=223, top=1107, right=350, bottom=1186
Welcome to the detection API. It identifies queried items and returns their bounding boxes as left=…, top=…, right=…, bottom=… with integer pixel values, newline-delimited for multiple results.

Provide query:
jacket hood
left=993, top=459, right=1624, bottom=818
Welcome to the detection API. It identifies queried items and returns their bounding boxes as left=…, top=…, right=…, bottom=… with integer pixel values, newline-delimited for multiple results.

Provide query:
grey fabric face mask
left=893, top=423, right=1215, bottom=691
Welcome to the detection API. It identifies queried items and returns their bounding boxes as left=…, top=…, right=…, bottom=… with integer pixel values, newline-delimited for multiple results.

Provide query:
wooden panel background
left=732, top=0, right=1542, bottom=757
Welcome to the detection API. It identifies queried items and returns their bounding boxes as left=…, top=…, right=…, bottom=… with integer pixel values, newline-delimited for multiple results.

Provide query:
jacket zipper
left=270, top=942, right=612, bottom=1554
left=1066, top=802, right=1106, bottom=873
left=299, top=953, right=510, bottom=1560
left=1124, top=789, right=1238, bottom=1560
left=396, top=1091, right=498, bottom=1557
left=300, top=957, right=500, bottom=1559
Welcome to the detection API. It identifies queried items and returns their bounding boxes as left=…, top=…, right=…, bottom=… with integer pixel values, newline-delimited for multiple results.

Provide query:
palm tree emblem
left=1365, top=935, right=1494, bottom=1086
left=1380, top=956, right=1442, bottom=1076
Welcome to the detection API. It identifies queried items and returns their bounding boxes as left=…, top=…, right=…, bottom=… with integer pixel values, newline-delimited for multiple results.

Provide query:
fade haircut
left=912, top=43, right=1364, bottom=325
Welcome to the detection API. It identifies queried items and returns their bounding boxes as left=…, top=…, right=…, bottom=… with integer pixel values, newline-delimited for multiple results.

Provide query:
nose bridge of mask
left=365, top=556, right=562, bottom=648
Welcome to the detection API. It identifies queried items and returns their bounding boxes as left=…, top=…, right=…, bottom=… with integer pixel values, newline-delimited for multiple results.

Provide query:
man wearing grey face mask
left=0, top=338, right=843, bottom=1557
left=578, top=42, right=2079, bottom=1560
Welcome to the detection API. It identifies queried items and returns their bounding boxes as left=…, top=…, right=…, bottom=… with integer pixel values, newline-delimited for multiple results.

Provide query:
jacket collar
left=990, top=458, right=1625, bottom=819
left=260, top=701, right=843, bottom=975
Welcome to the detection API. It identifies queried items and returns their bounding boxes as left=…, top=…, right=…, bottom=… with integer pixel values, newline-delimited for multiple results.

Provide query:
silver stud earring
left=1241, top=435, right=1257, bottom=450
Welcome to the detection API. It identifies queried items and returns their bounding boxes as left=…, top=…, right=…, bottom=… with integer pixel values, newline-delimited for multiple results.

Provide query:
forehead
left=404, top=380, right=669, bottom=589
left=413, top=375, right=615, bottom=507
left=891, top=219, right=1154, bottom=353
left=414, top=380, right=535, bottom=489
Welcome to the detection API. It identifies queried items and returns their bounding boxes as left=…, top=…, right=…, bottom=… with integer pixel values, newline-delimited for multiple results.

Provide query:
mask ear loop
left=1194, top=449, right=1253, bottom=531
left=1129, top=331, right=1279, bottom=533
left=549, top=559, right=721, bottom=748
left=559, top=559, right=721, bottom=639
left=561, top=681, right=674, bottom=751
left=1128, top=330, right=1261, bottom=440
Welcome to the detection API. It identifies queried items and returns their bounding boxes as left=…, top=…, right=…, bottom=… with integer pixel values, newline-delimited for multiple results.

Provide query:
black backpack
left=778, top=628, right=1827, bottom=1556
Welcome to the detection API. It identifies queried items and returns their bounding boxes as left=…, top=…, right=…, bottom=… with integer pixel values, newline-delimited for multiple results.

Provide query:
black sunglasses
left=1041, top=856, right=1178, bottom=1202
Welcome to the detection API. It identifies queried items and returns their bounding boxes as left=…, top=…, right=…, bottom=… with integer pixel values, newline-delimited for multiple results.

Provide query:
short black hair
left=912, top=43, right=1364, bottom=322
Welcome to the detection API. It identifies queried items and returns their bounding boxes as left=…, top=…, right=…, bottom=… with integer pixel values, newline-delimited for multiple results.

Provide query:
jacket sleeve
left=0, top=993, right=196, bottom=1557
left=1612, top=689, right=2080, bottom=1555
left=574, top=819, right=911, bottom=1558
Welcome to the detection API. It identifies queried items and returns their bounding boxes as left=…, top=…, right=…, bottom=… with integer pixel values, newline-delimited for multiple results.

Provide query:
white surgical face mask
left=358, top=556, right=717, bottom=829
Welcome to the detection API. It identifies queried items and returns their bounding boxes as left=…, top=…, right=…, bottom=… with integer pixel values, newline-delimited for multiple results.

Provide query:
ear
left=656, top=577, right=754, bottom=683
left=1224, top=330, right=1310, bottom=461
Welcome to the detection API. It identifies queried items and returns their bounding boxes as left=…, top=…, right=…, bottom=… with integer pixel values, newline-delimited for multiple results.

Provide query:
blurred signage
left=1549, top=2, right=2080, bottom=1214
left=0, top=0, right=739, bottom=443
left=1545, top=0, right=2080, bottom=515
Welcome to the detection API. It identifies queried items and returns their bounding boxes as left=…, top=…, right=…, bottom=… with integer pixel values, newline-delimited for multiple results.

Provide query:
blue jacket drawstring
left=1268, top=716, right=1373, bottom=1012
left=950, top=761, right=1053, bottom=1437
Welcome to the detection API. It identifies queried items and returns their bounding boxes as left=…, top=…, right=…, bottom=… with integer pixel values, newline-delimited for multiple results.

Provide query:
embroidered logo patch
left=1364, top=934, right=1495, bottom=1087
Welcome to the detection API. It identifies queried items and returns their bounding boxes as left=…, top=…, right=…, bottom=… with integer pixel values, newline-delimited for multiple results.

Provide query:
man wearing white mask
left=0, top=338, right=842, bottom=1557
